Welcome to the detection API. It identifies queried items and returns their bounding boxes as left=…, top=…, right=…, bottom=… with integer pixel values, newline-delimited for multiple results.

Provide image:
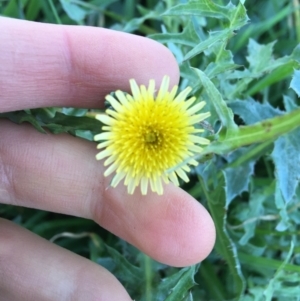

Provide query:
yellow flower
left=94, top=76, right=210, bottom=195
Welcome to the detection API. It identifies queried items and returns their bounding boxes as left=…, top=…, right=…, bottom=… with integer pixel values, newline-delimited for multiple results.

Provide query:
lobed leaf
left=200, top=173, right=245, bottom=299
left=154, top=265, right=198, bottom=301
left=163, top=0, right=247, bottom=23
left=228, top=97, right=283, bottom=125
left=193, top=68, right=238, bottom=133
left=59, top=0, right=87, bottom=23
left=149, top=19, right=200, bottom=47
left=238, top=184, right=274, bottom=245
left=271, top=127, right=300, bottom=203
left=263, top=241, right=294, bottom=301
left=224, top=148, right=255, bottom=207
left=0, top=111, right=46, bottom=133
left=183, top=29, right=234, bottom=61
left=290, top=69, right=300, bottom=97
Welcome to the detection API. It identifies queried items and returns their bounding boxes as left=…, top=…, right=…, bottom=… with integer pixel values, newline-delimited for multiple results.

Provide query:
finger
left=0, top=120, right=215, bottom=267
left=0, top=218, right=132, bottom=301
left=0, top=17, right=179, bottom=112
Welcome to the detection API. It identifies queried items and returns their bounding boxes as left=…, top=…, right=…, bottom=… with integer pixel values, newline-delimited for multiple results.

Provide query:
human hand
left=0, top=17, right=216, bottom=300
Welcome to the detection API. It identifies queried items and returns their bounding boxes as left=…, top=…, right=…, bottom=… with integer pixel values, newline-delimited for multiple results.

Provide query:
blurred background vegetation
left=1, top=0, right=300, bottom=300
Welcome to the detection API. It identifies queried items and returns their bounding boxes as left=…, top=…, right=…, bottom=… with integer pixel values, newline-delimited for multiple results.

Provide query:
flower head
left=94, top=76, right=210, bottom=195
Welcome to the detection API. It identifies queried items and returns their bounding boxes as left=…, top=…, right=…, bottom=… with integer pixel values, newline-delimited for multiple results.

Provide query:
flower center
left=145, top=131, right=157, bottom=143
left=142, top=126, right=163, bottom=149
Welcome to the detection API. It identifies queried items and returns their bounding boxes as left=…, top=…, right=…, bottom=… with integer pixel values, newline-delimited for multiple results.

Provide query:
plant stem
left=144, top=254, right=153, bottom=301
left=47, top=0, right=62, bottom=24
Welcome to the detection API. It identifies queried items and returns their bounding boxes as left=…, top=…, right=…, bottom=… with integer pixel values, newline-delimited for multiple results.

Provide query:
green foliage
left=154, top=265, right=198, bottom=301
left=201, top=173, right=245, bottom=300
left=0, top=108, right=100, bottom=137
left=272, top=127, right=300, bottom=203
left=1, top=0, right=300, bottom=300
left=290, top=69, right=300, bottom=97
left=59, top=0, right=87, bottom=23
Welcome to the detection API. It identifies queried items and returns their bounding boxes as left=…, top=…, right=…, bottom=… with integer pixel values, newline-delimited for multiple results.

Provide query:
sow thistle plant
left=3, top=0, right=300, bottom=299
left=94, top=76, right=211, bottom=195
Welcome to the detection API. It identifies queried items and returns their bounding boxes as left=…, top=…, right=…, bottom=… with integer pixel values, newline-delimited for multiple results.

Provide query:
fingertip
left=144, top=186, right=216, bottom=267
left=100, top=183, right=215, bottom=267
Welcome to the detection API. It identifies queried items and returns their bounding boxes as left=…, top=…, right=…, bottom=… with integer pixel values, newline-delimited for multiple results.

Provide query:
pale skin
left=0, top=17, right=216, bottom=301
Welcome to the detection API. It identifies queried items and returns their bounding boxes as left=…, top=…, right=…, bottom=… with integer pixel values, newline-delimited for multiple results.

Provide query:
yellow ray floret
left=94, top=76, right=211, bottom=195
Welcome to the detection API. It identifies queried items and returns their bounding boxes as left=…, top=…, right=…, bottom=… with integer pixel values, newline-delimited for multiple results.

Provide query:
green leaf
left=195, top=159, right=218, bottom=193
left=25, top=0, right=41, bottom=20
left=204, top=42, right=241, bottom=78
left=239, top=250, right=300, bottom=273
left=61, top=108, right=88, bottom=116
left=228, top=98, right=283, bottom=125
left=247, top=45, right=300, bottom=95
left=163, top=0, right=248, bottom=24
left=205, top=61, right=240, bottom=79
left=229, top=1, right=249, bottom=28
left=283, top=95, right=298, bottom=112
left=149, top=19, right=200, bottom=47
left=163, top=0, right=248, bottom=61
left=274, top=182, right=292, bottom=231
left=184, top=29, right=233, bottom=61
left=263, top=241, right=294, bottom=301
left=40, top=112, right=100, bottom=135
left=246, top=39, right=276, bottom=72
left=230, top=4, right=293, bottom=52
left=246, top=62, right=298, bottom=96
left=193, top=68, right=238, bottom=133
left=265, top=271, right=300, bottom=299
left=228, top=43, right=300, bottom=98
left=224, top=148, right=255, bottom=206
left=59, top=0, right=87, bottom=22
left=239, top=184, right=273, bottom=245
left=0, top=111, right=46, bottom=133
left=198, top=260, right=227, bottom=301
left=154, top=265, right=198, bottom=301
left=271, top=127, right=300, bottom=203
left=74, top=130, right=94, bottom=141
left=199, top=174, right=245, bottom=299
left=290, top=69, right=300, bottom=97
left=0, top=110, right=100, bottom=138
left=103, top=244, right=143, bottom=288
left=122, top=8, right=159, bottom=32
